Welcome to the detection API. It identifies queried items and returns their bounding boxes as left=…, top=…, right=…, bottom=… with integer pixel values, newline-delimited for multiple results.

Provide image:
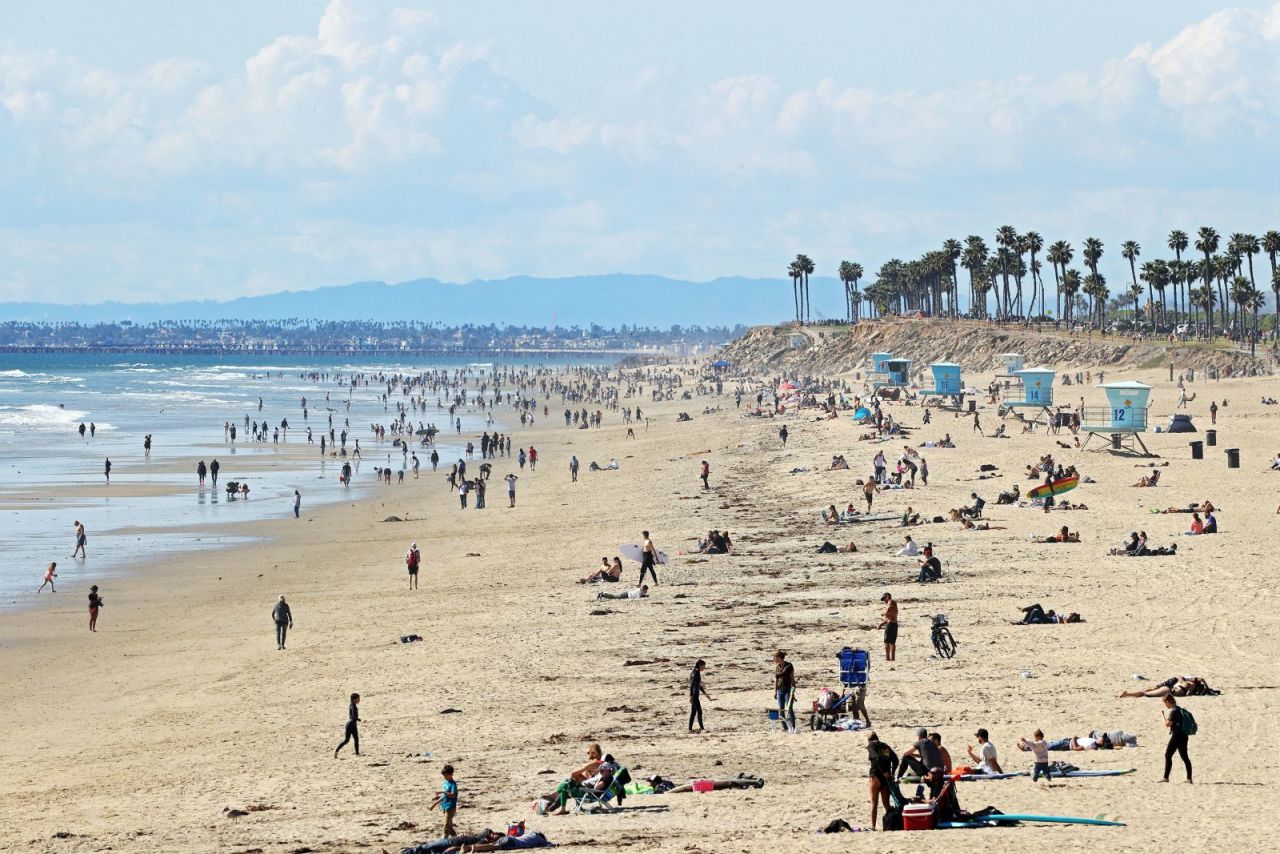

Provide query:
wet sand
left=0, top=366, right=1275, bottom=852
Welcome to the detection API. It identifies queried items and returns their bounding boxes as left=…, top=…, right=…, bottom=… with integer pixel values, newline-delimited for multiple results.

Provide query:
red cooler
left=903, top=802, right=936, bottom=830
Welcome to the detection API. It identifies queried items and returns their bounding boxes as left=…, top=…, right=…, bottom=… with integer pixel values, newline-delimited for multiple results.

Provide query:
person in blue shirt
left=428, top=764, right=458, bottom=837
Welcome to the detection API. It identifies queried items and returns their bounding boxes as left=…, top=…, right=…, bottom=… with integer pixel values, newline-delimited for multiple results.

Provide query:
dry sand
left=1, top=365, right=1277, bottom=853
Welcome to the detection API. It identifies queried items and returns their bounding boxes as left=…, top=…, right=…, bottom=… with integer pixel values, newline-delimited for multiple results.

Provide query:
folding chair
left=572, top=766, right=630, bottom=813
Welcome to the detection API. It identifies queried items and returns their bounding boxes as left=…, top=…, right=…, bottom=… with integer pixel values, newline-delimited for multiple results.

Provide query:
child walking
left=428, top=764, right=458, bottom=837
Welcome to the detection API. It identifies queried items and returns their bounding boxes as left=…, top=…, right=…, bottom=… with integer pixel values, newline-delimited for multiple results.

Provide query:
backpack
left=1179, top=708, right=1197, bottom=736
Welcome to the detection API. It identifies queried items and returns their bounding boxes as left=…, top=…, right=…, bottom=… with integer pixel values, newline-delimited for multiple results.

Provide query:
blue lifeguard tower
left=921, top=361, right=963, bottom=406
left=874, top=358, right=912, bottom=390
left=868, top=351, right=893, bottom=386
left=1081, top=380, right=1154, bottom=455
left=997, top=353, right=1024, bottom=378
left=1003, top=367, right=1056, bottom=425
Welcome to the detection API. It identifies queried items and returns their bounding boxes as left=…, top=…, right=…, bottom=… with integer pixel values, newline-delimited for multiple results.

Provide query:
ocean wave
left=0, top=370, right=34, bottom=378
left=0, top=404, right=90, bottom=430
left=116, top=390, right=242, bottom=406
left=33, top=376, right=86, bottom=384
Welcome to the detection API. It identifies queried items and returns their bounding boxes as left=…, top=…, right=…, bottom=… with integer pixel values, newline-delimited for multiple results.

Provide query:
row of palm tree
left=789, top=228, right=1280, bottom=351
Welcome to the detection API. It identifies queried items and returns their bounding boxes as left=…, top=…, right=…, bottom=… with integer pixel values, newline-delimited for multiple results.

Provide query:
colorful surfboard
left=1028, top=475, right=1079, bottom=500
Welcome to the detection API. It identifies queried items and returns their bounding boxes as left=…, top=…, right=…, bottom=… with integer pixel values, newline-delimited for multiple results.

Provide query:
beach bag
left=1180, top=708, right=1198, bottom=735
left=817, top=689, right=838, bottom=710
left=881, top=808, right=903, bottom=831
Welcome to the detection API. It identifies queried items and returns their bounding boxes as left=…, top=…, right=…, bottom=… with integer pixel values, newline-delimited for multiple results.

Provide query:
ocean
left=0, top=352, right=598, bottom=607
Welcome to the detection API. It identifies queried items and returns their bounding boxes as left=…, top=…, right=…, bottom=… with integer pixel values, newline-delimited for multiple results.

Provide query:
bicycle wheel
left=936, top=628, right=957, bottom=659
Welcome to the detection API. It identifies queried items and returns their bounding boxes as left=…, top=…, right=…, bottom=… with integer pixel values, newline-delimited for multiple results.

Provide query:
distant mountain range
left=0, top=275, right=850, bottom=328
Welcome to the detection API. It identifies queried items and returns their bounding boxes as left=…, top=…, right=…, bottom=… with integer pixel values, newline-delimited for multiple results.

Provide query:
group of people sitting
left=696, top=530, right=733, bottom=554
left=1016, top=603, right=1084, bottom=624
left=1110, top=531, right=1178, bottom=556
left=579, top=557, right=625, bottom=584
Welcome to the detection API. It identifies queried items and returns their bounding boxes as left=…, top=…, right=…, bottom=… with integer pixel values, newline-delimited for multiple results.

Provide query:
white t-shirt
left=978, top=741, right=998, bottom=772
left=896, top=541, right=919, bottom=557
left=626, top=588, right=647, bottom=600
left=1027, top=739, right=1049, bottom=763
left=1074, top=737, right=1098, bottom=750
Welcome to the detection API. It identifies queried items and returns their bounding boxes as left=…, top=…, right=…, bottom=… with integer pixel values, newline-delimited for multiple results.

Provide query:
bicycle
left=925, top=613, right=957, bottom=659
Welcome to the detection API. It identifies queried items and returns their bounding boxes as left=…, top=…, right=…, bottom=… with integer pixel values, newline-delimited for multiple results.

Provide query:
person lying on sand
left=596, top=585, right=649, bottom=601
left=816, top=541, right=858, bottom=554
left=1159, top=500, right=1216, bottom=514
left=1017, top=604, right=1084, bottom=624
left=958, top=519, right=1004, bottom=531
left=1044, top=525, right=1080, bottom=543
left=579, top=557, right=622, bottom=584
left=442, top=827, right=553, bottom=852
left=1019, top=732, right=1137, bottom=751
left=1120, top=676, right=1219, bottom=698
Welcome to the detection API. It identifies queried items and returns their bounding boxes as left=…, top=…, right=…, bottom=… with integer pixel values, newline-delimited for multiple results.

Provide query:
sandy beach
left=1, top=361, right=1277, bottom=853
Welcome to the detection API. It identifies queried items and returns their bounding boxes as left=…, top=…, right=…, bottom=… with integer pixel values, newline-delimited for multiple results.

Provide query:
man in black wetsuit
left=689, top=659, right=711, bottom=732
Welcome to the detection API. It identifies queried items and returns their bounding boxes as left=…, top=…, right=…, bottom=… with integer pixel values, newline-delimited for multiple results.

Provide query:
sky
left=1, top=1, right=1279, bottom=308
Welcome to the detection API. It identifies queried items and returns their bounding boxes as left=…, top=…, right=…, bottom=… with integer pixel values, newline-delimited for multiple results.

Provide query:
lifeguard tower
left=1003, top=367, right=1056, bottom=425
left=874, top=357, right=912, bottom=390
left=868, top=351, right=893, bottom=386
left=997, top=353, right=1024, bottom=378
left=1080, top=380, right=1154, bottom=455
left=921, top=362, right=963, bottom=406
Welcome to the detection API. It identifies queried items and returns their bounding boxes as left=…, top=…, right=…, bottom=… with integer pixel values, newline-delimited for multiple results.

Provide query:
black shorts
left=408, top=566, right=419, bottom=575
left=884, top=623, right=899, bottom=644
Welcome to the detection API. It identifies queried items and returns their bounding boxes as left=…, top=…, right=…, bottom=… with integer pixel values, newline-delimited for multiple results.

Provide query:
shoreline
left=1, top=363, right=1275, bottom=852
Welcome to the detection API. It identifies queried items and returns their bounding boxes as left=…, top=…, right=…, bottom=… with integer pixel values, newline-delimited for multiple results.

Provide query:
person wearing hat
left=272, top=595, right=293, bottom=650
left=406, top=542, right=422, bottom=590
left=877, top=592, right=898, bottom=661
left=87, top=585, right=103, bottom=632
left=967, top=729, right=1003, bottom=774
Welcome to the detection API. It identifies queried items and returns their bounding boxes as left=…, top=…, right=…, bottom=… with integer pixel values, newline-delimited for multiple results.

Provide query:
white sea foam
left=0, top=404, right=90, bottom=430
left=0, top=370, right=34, bottom=378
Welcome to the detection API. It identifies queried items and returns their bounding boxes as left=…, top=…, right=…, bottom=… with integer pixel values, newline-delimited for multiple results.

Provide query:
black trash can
left=1226, top=448, right=1240, bottom=468
left=1110, top=434, right=1122, bottom=450
left=1205, top=429, right=1217, bottom=447
left=1190, top=440, right=1203, bottom=460
left=968, top=399, right=976, bottom=413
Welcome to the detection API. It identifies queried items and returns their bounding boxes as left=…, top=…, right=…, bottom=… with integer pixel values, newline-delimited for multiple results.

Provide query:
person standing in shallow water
left=70, top=520, right=87, bottom=558
left=104, top=458, right=111, bottom=483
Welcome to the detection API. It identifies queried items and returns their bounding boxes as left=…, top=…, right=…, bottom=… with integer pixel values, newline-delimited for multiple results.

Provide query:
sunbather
left=596, top=585, right=649, bottom=601
left=1133, top=470, right=1161, bottom=487
left=442, top=828, right=552, bottom=852
left=534, top=744, right=605, bottom=815
left=1119, top=676, right=1219, bottom=698
left=995, top=484, right=1020, bottom=505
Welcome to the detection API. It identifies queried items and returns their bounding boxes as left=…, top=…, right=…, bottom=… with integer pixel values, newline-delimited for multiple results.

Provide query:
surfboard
left=1057, top=769, right=1136, bottom=778
left=1027, top=475, right=1079, bottom=500
left=951, top=814, right=1125, bottom=827
left=901, top=772, right=1026, bottom=783
left=618, top=543, right=669, bottom=565
left=848, top=513, right=899, bottom=523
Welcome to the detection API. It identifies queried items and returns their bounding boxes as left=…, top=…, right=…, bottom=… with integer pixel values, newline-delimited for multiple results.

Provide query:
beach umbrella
left=712, top=359, right=732, bottom=368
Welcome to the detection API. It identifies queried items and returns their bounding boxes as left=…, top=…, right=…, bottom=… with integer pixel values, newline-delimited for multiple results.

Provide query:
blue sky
left=1, top=1, right=1278, bottom=306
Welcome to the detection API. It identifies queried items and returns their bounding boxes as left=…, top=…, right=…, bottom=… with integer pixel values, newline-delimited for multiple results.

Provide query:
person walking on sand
left=406, top=542, right=421, bottom=590
left=1161, top=694, right=1193, bottom=783
left=779, top=425, right=789, bottom=446
left=272, top=595, right=293, bottom=649
left=878, top=592, right=898, bottom=661
left=37, top=561, right=57, bottom=593
left=689, top=659, right=711, bottom=732
left=700, top=460, right=710, bottom=491
left=335, top=693, right=361, bottom=757
left=504, top=473, right=518, bottom=508
left=773, top=650, right=796, bottom=733
left=70, top=520, right=87, bottom=558
left=210, top=458, right=220, bottom=487
left=197, top=460, right=207, bottom=486
left=570, top=455, right=579, bottom=482
left=639, top=530, right=659, bottom=586
left=863, top=477, right=878, bottom=513
left=1209, top=401, right=1218, bottom=425
left=104, top=458, right=111, bottom=483
left=293, top=490, right=301, bottom=518
left=973, top=411, right=983, bottom=435
left=87, top=585, right=103, bottom=631
left=427, top=764, right=458, bottom=838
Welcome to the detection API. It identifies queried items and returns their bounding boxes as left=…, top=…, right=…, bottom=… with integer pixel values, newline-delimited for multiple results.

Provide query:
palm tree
left=995, top=225, right=1018, bottom=316
left=1046, top=240, right=1070, bottom=324
left=1192, top=284, right=1217, bottom=339
left=1247, top=287, right=1265, bottom=355
left=1127, top=280, right=1144, bottom=335
left=1168, top=229, right=1189, bottom=321
left=1061, top=269, right=1082, bottom=326
left=787, top=261, right=802, bottom=323
left=1023, top=231, right=1043, bottom=320
left=837, top=261, right=863, bottom=323
left=1194, top=227, right=1219, bottom=338
left=1140, top=259, right=1170, bottom=328
left=942, top=239, right=962, bottom=318
left=1263, top=230, right=1280, bottom=338
left=962, top=236, right=989, bottom=318
left=1230, top=276, right=1253, bottom=343
left=800, top=254, right=815, bottom=323
left=1121, top=240, right=1141, bottom=294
